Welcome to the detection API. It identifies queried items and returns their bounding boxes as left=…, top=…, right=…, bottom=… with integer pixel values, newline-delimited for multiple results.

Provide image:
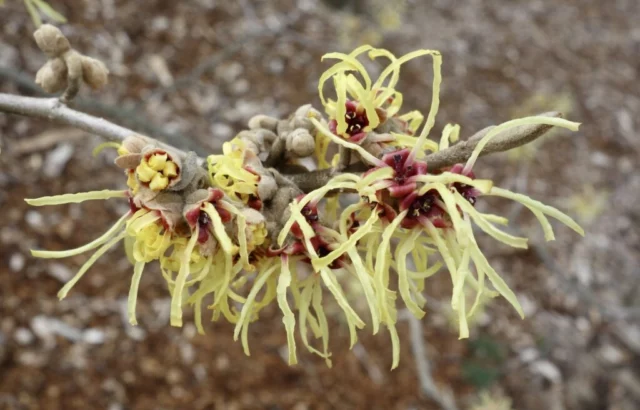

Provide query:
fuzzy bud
left=121, top=135, right=151, bottom=154
left=248, top=114, right=279, bottom=132
left=35, top=58, right=67, bottom=93
left=34, top=24, right=71, bottom=58
left=257, top=174, right=277, bottom=202
left=114, top=153, right=142, bottom=170
left=241, top=207, right=265, bottom=225
left=292, top=104, right=322, bottom=130
left=166, top=151, right=200, bottom=192
left=285, top=128, right=315, bottom=158
left=81, top=56, right=109, bottom=90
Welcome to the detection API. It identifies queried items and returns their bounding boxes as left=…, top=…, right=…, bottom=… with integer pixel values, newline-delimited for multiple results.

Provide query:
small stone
left=210, top=123, right=234, bottom=141
left=140, top=357, right=163, bottom=376
left=599, top=344, right=626, bottom=365
left=54, top=218, right=75, bottom=239
left=17, top=351, right=48, bottom=367
left=166, top=368, right=183, bottom=384
left=517, top=293, right=538, bottom=316
left=25, top=210, right=44, bottom=229
left=530, top=360, right=562, bottom=383
left=268, top=58, right=285, bottom=74
left=83, top=328, right=106, bottom=345
left=231, top=78, right=250, bottom=95
left=179, top=343, right=195, bottom=364
left=216, top=354, right=230, bottom=371
left=193, top=364, right=207, bottom=381
left=9, top=253, right=25, bottom=272
left=14, top=327, right=35, bottom=345
left=43, top=143, right=74, bottom=178
left=48, top=262, right=73, bottom=282
left=183, top=323, right=196, bottom=339
left=126, top=326, right=146, bottom=341
left=31, top=315, right=83, bottom=343
left=519, top=347, right=539, bottom=363
left=217, top=61, right=243, bottom=83
left=590, top=151, right=611, bottom=167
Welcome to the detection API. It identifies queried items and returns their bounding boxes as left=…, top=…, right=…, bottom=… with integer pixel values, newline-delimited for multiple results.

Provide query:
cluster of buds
left=27, top=39, right=584, bottom=369
left=33, top=24, right=108, bottom=101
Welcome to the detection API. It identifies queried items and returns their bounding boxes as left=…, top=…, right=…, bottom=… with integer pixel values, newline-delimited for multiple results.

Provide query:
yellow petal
left=149, top=173, right=169, bottom=191
left=148, top=153, right=168, bottom=171
left=162, top=160, right=178, bottom=178
left=136, top=161, right=156, bottom=183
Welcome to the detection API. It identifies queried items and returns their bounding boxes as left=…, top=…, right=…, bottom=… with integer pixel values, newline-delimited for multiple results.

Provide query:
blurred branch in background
left=0, top=65, right=205, bottom=152
left=401, top=310, right=458, bottom=410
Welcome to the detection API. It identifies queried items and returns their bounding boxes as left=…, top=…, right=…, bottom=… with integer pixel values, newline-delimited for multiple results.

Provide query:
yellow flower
left=318, top=45, right=440, bottom=143
left=207, top=138, right=260, bottom=204
left=279, top=46, right=584, bottom=368
left=136, top=151, right=180, bottom=191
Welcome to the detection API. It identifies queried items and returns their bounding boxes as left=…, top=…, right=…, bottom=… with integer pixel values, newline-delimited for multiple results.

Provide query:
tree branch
left=0, top=65, right=207, bottom=153
left=424, top=111, right=562, bottom=170
left=285, top=112, right=563, bottom=192
left=0, top=93, right=135, bottom=142
left=0, top=92, right=565, bottom=197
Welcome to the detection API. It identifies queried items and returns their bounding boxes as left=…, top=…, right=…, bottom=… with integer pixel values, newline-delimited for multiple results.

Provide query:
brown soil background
left=1, top=1, right=639, bottom=409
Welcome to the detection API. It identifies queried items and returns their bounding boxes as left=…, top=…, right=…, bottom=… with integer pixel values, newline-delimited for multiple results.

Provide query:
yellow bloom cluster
left=136, top=152, right=179, bottom=191
left=25, top=46, right=584, bottom=370
left=207, top=138, right=260, bottom=205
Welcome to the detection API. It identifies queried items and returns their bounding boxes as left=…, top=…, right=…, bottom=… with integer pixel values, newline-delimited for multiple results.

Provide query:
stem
left=0, top=93, right=134, bottom=142
left=0, top=92, right=564, bottom=194
left=285, top=112, right=563, bottom=192
left=426, top=111, right=562, bottom=170
left=0, top=93, right=189, bottom=157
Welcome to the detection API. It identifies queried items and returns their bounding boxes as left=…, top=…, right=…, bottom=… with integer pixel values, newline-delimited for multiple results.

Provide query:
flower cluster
left=27, top=46, right=583, bottom=369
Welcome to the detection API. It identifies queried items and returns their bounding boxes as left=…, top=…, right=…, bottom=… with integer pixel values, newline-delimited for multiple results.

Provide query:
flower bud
left=257, top=174, right=277, bottom=202
left=285, top=128, right=315, bottom=158
left=120, top=135, right=151, bottom=155
left=81, top=56, right=109, bottom=90
left=248, top=114, right=279, bottom=131
left=34, top=24, right=71, bottom=58
left=35, top=58, right=67, bottom=93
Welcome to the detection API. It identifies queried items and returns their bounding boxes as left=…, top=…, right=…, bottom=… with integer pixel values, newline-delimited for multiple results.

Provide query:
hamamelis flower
left=136, top=150, right=180, bottom=191
left=319, top=46, right=437, bottom=143
left=207, top=137, right=262, bottom=208
left=277, top=47, right=584, bottom=368
left=24, top=44, right=586, bottom=371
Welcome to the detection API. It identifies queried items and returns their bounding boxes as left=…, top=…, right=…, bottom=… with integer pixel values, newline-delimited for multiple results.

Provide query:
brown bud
left=285, top=128, right=315, bottom=158
left=276, top=119, right=294, bottom=137
left=114, top=153, right=142, bottom=170
left=34, top=24, right=71, bottom=58
left=294, top=104, right=321, bottom=119
left=241, top=208, right=265, bottom=225
left=248, top=114, right=279, bottom=131
left=81, top=56, right=109, bottom=90
left=35, top=58, right=67, bottom=93
left=121, top=135, right=151, bottom=154
left=292, top=104, right=322, bottom=130
left=257, top=174, right=277, bottom=202
left=165, top=151, right=200, bottom=192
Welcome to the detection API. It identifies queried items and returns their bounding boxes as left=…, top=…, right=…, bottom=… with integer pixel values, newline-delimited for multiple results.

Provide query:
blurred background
left=1, top=0, right=639, bottom=409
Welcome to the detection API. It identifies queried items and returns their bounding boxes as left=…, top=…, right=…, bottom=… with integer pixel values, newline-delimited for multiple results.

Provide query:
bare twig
left=0, top=66, right=205, bottom=153
left=425, top=111, right=563, bottom=170
left=400, top=310, right=458, bottom=410
left=0, top=93, right=134, bottom=142
left=0, top=93, right=565, bottom=200
left=286, top=112, right=563, bottom=193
